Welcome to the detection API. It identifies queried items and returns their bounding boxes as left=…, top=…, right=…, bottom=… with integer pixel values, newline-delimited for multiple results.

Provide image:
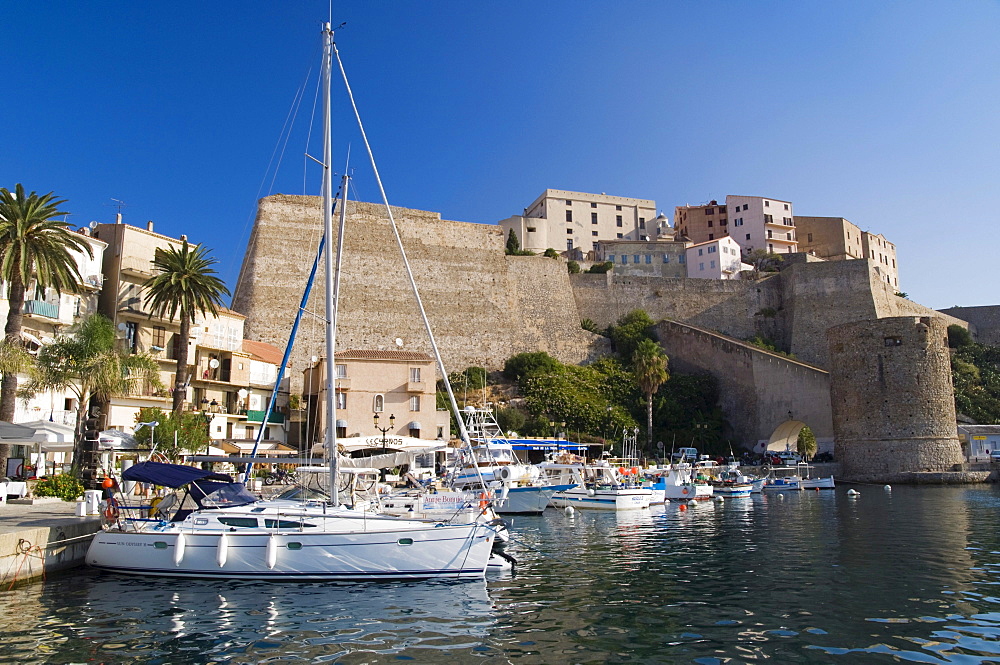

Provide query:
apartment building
left=302, top=350, right=449, bottom=450
left=595, top=239, right=689, bottom=278
left=862, top=231, right=899, bottom=290
left=796, top=217, right=899, bottom=290
left=676, top=196, right=797, bottom=256
left=91, top=220, right=285, bottom=445
left=498, top=189, right=657, bottom=258
left=0, top=230, right=107, bottom=426
left=685, top=237, right=750, bottom=280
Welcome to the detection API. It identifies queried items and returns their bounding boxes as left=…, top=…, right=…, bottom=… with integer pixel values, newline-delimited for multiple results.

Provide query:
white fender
left=217, top=533, right=229, bottom=567
left=266, top=534, right=278, bottom=570
left=174, top=532, right=186, bottom=566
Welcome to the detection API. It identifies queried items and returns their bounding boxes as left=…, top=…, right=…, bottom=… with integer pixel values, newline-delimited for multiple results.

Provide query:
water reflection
left=4, top=487, right=1000, bottom=663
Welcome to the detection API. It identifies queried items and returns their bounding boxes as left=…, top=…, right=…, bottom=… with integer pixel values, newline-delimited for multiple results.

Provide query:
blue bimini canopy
left=122, top=461, right=233, bottom=488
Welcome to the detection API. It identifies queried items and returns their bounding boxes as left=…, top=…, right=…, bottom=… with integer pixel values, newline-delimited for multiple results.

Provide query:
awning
left=19, top=420, right=77, bottom=452
left=335, top=419, right=348, bottom=428
left=0, top=421, right=39, bottom=444
left=408, top=421, right=422, bottom=430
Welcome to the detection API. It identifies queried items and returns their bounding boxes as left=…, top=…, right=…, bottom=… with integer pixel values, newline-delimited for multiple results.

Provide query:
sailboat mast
left=322, top=22, right=339, bottom=506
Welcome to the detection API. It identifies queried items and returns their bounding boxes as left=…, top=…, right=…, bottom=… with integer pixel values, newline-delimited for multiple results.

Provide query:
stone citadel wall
left=655, top=320, right=833, bottom=450
left=938, top=305, right=1000, bottom=345
left=232, top=195, right=600, bottom=392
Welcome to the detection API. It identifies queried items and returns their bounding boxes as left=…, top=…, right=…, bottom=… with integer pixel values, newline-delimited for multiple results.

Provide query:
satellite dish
left=237, top=388, right=248, bottom=399
left=89, top=221, right=98, bottom=230
left=395, top=338, right=404, bottom=348
left=117, top=322, right=127, bottom=331
left=209, top=358, right=220, bottom=369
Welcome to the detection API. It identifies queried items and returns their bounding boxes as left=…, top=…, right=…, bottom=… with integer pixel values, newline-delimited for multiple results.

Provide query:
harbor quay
left=0, top=499, right=101, bottom=588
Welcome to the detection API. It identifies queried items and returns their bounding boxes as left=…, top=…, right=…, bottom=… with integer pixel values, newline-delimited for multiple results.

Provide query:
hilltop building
left=498, top=189, right=657, bottom=258
left=595, top=239, right=689, bottom=278
left=797, top=216, right=898, bottom=290
left=685, top=237, right=751, bottom=280
left=675, top=195, right=797, bottom=256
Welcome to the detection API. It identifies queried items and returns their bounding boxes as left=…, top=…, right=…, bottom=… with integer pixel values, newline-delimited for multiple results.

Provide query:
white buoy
left=266, top=534, right=278, bottom=570
left=563, top=505, right=575, bottom=516
left=217, top=533, right=229, bottom=568
left=715, top=496, right=725, bottom=503
left=687, top=499, right=697, bottom=506
left=777, top=493, right=784, bottom=499
left=883, top=485, right=892, bottom=491
left=847, top=488, right=860, bottom=497
left=174, top=532, right=186, bottom=566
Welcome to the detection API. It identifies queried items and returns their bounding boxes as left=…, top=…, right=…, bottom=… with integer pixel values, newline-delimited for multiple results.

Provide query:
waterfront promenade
left=0, top=498, right=100, bottom=588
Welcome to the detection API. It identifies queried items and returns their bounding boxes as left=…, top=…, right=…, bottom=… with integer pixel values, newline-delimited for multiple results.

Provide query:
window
left=707, top=220, right=713, bottom=227
left=567, top=239, right=573, bottom=250
left=746, top=234, right=751, bottom=240
left=699, top=262, right=705, bottom=271
left=645, top=254, right=651, bottom=264
left=662, top=255, right=670, bottom=263
left=639, top=218, right=645, bottom=228
left=591, top=212, right=598, bottom=224
left=764, top=214, right=773, bottom=223
left=565, top=199, right=572, bottom=205
left=708, top=233, right=714, bottom=240
left=719, top=206, right=727, bottom=213
left=764, top=200, right=770, bottom=207
left=698, top=248, right=704, bottom=256
left=566, top=210, right=573, bottom=222
left=769, top=243, right=774, bottom=252
left=591, top=202, right=597, bottom=208
left=620, top=255, right=627, bottom=264
left=592, top=242, right=598, bottom=250
left=616, top=233, right=623, bottom=239
left=708, top=246, right=717, bottom=254
left=374, top=394, right=384, bottom=412
left=633, top=255, right=640, bottom=263
left=567, top=228, right=573, bottom=234
left=786, top=233, right=792, bottom=240
left=743, top=204, right=749, bottom=211
left=608, top=255, right=615, bottom=262
left=768, top=230, right=773, bottom=238
left=616, top=216, right=623, bottom=227
left=152, top=326, right=166, bottom=349
left=679, top=255, right=686, bottom=264
left=409, top=395, right=420, bottom=411
left=125, top=321, right=138, bottom=353
left=784, top=203, right=789, bottom=210
left=335, top=364, right=347, bottom=378
left=807, top=233, right=813, bottom=242
left=336, top=392, right=347, bottom=410
left=410, top=368, right=421, bottom=382
left=734, top=218, right=742, bottom=226
left=615, top=205, right=622, bottom=211
left=527, top=227, right=536, bottom=233
left=592, top=230, right=598, bottom=237
left=710, top=260, right=716, bottom=269
left=705, top=207, right=714, bottom=215
left=720, top=218, right=727, bottom=226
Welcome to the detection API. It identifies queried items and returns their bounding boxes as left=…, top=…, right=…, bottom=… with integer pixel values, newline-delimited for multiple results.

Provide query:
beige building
left=673, top=200, right=732, bottom=244
left=677, top=196, right=797, bottom=255
left=595, top=239, right=689, bottom=278
left=796, top=217, right=899, bottom=290
left=91, top=219, right=285, bottom=447
left=862, top=231, right=898, bottom=290
left=302, top=350, right=449, bottom=450
left=498, top=189, right=657, bottom=258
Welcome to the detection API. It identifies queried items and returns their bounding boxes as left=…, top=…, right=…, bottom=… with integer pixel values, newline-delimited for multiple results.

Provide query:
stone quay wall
left=655, top=320, right=833, bottom=450
left=232, top=196, right=599, bottom=392
left=827, top=316, right=965, bottom=482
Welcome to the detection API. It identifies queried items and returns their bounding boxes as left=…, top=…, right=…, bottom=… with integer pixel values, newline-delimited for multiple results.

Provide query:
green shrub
left=586, top=261, right=613, bottom=274
left=948, top=324, right=973, bottom=349
left=32, top=474, right=85, bottom=502
left=567, top=260, right=581, bottom=274
left=503, top=351, right=561, bottom=384
left=543, top=248, right=559, bottom=259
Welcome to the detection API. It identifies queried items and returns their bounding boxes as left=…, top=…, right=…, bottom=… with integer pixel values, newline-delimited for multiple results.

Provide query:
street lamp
left=373, top=413, right=395, bottom=453
left=135, top=421, right=158, bottom=452
left=201, top=410, right=212, bottom=455
left=560, top=421, right=567, bottom=441
left=549, top=420, right=555, bottom=438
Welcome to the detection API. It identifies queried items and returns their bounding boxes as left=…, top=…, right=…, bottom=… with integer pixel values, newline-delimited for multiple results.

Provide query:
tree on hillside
left=632, top=338, right=669, bottom=454
left=745, top=249, right=784, bottom=279
left=24, top=314, right=161, bottom=469
left=0, top=184, right=93, bottom=470
left=143, top=239, right=230, bottom=417
left=609, top=310, right=656, bottom=361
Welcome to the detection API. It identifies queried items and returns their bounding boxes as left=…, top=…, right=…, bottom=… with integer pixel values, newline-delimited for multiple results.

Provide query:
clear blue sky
left=4, top=1, right=998, bottom=310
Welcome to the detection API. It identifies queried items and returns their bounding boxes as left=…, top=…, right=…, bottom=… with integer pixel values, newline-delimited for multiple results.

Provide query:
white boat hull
left=800, top=476, right=835, bottom=489
left=498, top=485, right=573, bottom=514
left=87, top=521, right=495, bottom=580
left=713, top=483, right=752, bottom=498
left=550, top=488, right=652, bottom=510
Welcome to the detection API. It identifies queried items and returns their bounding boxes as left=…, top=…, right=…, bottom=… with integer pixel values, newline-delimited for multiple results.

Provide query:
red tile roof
left=242, top=339, right=284, bottom=365
left=335, top=349, right=433, bottom=361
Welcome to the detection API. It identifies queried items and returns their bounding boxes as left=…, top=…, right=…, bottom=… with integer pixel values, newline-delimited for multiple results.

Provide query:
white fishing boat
left=538, top=461, right=652, bottom=510
left=644, top=465, right=712, bottom=501
left=796, top=463, right=835, bottom=490
left=87, top=22, right=499, bottom=580
left=762, top=466, right=802, bottom=491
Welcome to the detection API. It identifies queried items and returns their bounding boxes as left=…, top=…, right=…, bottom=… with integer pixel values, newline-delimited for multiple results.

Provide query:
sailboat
left=85, top=22, right=498, bottom=580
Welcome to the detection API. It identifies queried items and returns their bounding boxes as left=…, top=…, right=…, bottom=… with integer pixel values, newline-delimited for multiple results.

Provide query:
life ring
left=682, top=487, right=690, bottom=495
left=478, top=492, right=488, bottom=509
left=149, top=497, right=162, bottom=514
left=103, top=500, right=120, bottom=521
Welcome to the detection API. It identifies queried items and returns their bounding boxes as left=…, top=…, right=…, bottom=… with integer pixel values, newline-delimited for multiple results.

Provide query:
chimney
left=180, top=235, right=188, bottom=242
left=116, top=213, right=122, bottom=224
left=146, top=221, right=154, bottom=232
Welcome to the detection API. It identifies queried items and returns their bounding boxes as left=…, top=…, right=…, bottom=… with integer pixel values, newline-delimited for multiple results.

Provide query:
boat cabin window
left=218, top=517, right=259, bottom=528
left=264, top=519, right=315, bottom=529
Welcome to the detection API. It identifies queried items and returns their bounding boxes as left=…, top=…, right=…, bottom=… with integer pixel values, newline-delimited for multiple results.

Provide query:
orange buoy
left=630, top=467, right=639, bottom=475
left=679, top=503, right=688, bottom=511
left=102, top=477, right=114, bottom=489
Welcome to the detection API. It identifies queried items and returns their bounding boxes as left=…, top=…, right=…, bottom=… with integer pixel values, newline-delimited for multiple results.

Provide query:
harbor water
left=3, top=484, right=1000, bottom=664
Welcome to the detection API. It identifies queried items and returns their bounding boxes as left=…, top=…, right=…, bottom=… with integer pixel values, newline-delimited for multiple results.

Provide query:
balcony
left=246, top=410, right=285, bottom=424
left=82, top=274, right=104, bottom=290
left=24, top=300, right=59, bottom=319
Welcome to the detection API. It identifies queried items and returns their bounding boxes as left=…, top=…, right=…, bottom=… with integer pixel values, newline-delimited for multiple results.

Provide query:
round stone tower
left=826, top=316, right=963, bottom=482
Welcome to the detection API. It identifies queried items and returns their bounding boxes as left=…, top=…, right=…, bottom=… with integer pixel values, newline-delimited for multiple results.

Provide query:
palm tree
left=632, top=338, right=669, bottom=456
left=23, top=314, right=162, bottom=468
left=0, top=184, right=93, bottom=467
left=143, top=239, right=230, bottom=416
